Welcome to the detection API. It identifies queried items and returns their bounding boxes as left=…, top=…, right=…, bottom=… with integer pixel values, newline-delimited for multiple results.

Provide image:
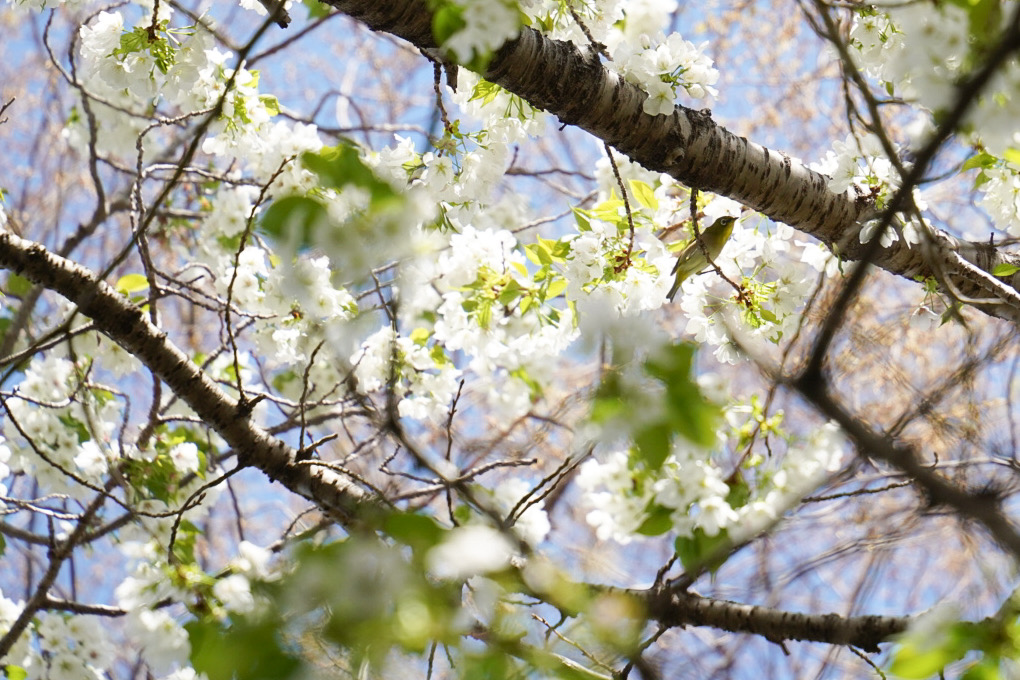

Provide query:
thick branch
left=321, top=0, right=1020, bottom=324
left=0, top=231, right=378, bottom=525
left=646, top=589, right=910, bottom=653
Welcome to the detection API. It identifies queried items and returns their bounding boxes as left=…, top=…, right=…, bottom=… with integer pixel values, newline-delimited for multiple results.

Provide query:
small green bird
left=667, top=215, right=737, bottom=301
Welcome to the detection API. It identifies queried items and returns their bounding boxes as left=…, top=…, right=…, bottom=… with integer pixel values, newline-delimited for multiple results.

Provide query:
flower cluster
left=612, top=32, right=720, bottom=115
left=577, top=421, right=845, bottom=545
left=812, top=132, right=928, bottom=247
left=1, top=355, right=124, bottom=496
left=978, top=164, right=1020, bottom=238
left=0, top=598, right=116, bottom=680
left=848, top=4, right=1020, bottom=237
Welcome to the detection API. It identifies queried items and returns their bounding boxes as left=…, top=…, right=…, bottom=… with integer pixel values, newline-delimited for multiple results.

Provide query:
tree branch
left=0, top=231, right=380, bottom=526
left=645, top=588, right=911, bottom=653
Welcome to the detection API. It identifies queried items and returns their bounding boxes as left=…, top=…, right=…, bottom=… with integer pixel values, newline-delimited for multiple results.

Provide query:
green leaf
left=645, top=342, right=693, bottom=381
left=498, top=279, right=524, bottom=305
left=628, top=179, right=658, bottom=211
left=455, top=651, right=517, bottom=679
left=591, top=371, right=625, bottom=423
left=992, top=262, right=1020, bottom=277
left=116, top=273, right=150, bottom=295
left=117, top=28, right=148, bottom=55
left=453, top=503, right=473, bottom=525
left=430, top=344, right=448, bottom=365
left=0, top=319, right=19, bottom=369
left=171, top=521, right=199, bottom=564
left=260, top=195, right=328, bottom=251
left=725, top=473, right=750, bottom=510
left=889, top=643, right=961, bottom=678
left=475, top=298, right=492, bottom=329
left=432, top=6, right=463, bottom=45
left=636, top=503, right=673, bottom=536
left=954, top=0, right=1003, bottom=56
left=961, top=658, right=1002, bottom=680
left=383, top=512, right=445, bottom=552
left=647, top=344, right=720, bottom=448
left=540, top=237, right=571, bottom=262
left=890, top=619, right=987, bottom=678
left=410, top=327, right=431, bottom=345
left=590, top=197, right=624, bottom=222
left=303, top=0, right=331, bottom=19
left=545, top=277, right=567, bottom=300
left=3, top=666, right=27, bottom=680
left=526, top=242, right=554, bottom=266
left=300, top=145, right=401, bottom=210
left=432, top=3, right=466, bottom=48
left=1003, top=147, right=1020, bottom=167
left=962, top=151, right=998, bottom=171
left=188, top=617, right=300, bottom=680
left=469, top=79, right=501, bottom=106
left=259, top=94, right=280, bottom=117
left=4, top=273, right=32, bottom=298
left=572, top=206, right=591, bottom=232
left=634, top=423, right=671, bottom=470
left=674, top=528, right=730, bottom=574
left=664, top=388, right=718, bottom=448
left=510, top=366, right=542, bottom=400
left=58, top=414, right=90, bottom=443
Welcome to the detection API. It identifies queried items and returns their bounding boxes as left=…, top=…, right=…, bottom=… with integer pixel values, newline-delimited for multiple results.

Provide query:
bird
left=256, top=0, right=291, bottom=27
left=666, top=215, right=737, bottom=301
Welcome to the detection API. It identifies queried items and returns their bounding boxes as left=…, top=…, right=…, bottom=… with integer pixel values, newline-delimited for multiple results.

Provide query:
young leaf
left=634, top=423, right=671, bottom=470
left=992, top=262, right=1020, bottom=277
left=674, top=528, right=731, bottom=574
left=647, top=344, right=720, bottom=448
left=3, top=666, right=27, bottom=680
left=636, top=503, right=674, bottom=536
left=116, top=273, right=150, bottom=295
left=962, top=151, right=997, bottom=172
left=628, top=179, right=658, bottom=211
left=383, top=512, right=445, bottom=552
left=300, top=145, right=400, bottom=210
left=260, top=195, right=328, bottom=251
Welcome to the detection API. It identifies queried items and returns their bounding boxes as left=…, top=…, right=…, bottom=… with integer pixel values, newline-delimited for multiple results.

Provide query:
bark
left=646, top=589, right=910, bottom=653
left=323, top=0, right=1020, bottom=325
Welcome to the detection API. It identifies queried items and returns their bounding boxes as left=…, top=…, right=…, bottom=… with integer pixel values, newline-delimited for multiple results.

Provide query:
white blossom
left=126, top=609, right=191, bottom=674
left=169, top=442, right=201, bottom=474
left=427, top=525, right=517, bottom=579
left=213, top=574, right=255, bottom=613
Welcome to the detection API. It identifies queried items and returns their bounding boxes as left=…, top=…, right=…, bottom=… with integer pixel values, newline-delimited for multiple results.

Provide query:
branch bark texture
left=647, top=589, right=910, bottom=653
